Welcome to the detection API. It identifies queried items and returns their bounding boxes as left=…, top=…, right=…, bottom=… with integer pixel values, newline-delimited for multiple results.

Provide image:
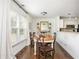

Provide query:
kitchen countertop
left=60, top=28, right=77, bottom=32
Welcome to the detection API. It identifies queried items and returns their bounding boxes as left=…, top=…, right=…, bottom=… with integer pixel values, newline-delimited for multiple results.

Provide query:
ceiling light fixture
left=41, top=11, right=47, bottom=15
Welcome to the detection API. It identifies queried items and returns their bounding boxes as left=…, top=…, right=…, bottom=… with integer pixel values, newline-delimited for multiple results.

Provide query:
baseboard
left=15, top=46, right=28, bottom=59
left=56, top=42, right=73, bottom=59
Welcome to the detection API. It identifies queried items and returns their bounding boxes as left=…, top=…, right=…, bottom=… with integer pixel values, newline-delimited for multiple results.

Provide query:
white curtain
left=0, top=0, right=16, bottom=59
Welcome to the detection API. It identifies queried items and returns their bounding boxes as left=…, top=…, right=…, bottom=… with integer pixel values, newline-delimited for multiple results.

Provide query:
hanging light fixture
left=41, top=11, right=47, bottom=15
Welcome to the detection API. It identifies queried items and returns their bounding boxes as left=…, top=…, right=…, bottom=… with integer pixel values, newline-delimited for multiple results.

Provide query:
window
left=10, top=11, right=27, bottom=45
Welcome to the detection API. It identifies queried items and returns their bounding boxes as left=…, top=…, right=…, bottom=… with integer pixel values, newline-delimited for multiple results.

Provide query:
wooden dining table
left=33, top=34, right=54, bottom=55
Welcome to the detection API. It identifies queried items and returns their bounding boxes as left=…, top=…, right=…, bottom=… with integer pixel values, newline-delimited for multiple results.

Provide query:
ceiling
left=17, top=0, right=79, bottom=17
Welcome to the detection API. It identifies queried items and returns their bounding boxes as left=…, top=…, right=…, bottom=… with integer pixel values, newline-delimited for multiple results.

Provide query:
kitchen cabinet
left=59, top=19, right=64, bottom=28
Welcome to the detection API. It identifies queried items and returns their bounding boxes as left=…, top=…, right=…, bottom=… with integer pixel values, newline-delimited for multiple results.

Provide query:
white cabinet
left=59, top=19, right=63, bottom=28
left=57, top=32, right=79, bottom=59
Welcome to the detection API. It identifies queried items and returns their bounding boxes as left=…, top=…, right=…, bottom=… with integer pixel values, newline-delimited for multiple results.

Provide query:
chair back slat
left=53, top=32, right=56, bottom=50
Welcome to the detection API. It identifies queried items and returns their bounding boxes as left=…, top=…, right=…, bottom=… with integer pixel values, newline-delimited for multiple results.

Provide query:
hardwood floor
left=16, top=43, right=73, bottom=59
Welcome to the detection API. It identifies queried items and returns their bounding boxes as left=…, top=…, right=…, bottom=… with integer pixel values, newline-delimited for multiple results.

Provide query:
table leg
left=34, top=41, right=36, bottom=55
left=51, top=42, right=53, bottom=48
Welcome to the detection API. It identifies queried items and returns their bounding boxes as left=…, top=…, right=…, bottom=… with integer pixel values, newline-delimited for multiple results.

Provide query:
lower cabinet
left=57, top=32, right=79, bottom=59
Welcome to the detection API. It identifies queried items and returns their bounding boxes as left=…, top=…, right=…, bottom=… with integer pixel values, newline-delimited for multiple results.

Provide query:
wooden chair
left=37, top=33, right=56, bottom=59
left=29, top=32, right=34, bottom=47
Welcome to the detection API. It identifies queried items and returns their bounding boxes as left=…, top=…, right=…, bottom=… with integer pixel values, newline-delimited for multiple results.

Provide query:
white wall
left=0, top=0, right=3, bottom=56
left=30, top=17, right=60, bottom=33
left=12, top=39, right=27, bottom=55
left=0, top=0, right=12, bottom=59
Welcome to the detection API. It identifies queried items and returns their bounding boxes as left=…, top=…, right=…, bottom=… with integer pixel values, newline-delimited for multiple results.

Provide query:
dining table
left=33, top=34, right=54, bottom=55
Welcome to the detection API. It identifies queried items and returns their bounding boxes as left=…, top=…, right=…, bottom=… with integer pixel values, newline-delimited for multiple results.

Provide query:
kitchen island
left=56, top=32, right=79, bottom=59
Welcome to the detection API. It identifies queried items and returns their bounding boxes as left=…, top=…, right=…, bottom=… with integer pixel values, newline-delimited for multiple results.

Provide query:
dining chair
left=29, top=32, right=34, bottom=47
left=37, top=33, right=56, bottom=59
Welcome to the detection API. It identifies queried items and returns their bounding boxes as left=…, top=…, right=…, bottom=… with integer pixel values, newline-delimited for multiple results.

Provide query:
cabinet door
left=59, top=19, right=63, bottom=28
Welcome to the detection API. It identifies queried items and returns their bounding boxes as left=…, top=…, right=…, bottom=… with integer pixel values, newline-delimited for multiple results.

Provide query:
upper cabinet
left=59, top=16, right=79, bottom=32
left=59, top=16, right=79, bottom=28
left=59, top=19, right=64, bottom=28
